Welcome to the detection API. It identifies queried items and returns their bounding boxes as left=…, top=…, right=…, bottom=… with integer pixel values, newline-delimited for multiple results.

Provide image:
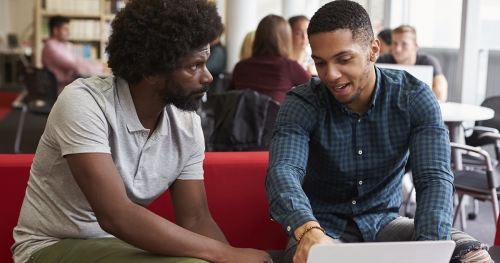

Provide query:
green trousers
left=26, top=238, right=209, bottom=263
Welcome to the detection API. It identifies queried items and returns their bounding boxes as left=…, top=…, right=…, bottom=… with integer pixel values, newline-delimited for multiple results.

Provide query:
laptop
left=376, top=63, right=434, bottom=88
left=307, top=240, right=456, bottom=263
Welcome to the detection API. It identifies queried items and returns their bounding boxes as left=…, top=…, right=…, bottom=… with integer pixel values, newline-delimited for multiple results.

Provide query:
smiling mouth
left=333, top=84, right=349, bottom=92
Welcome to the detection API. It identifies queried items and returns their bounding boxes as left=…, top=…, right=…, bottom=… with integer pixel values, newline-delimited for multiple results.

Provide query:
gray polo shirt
left=12, top=76, right=205, bottom=263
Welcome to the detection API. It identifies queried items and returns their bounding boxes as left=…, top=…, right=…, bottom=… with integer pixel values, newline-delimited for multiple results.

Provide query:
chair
left=207, top=72, right=232, bottom=97
left=456, top=96, right=500, bottom=219
left=207, top=89, right=279, bottom=152
left=14, top=67, right=58, bottom=153
left=462, top=96, right=500, bottom=170
left=450, top=142, right=500, bottom=231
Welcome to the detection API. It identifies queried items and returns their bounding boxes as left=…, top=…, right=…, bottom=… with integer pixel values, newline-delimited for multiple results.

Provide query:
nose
left=324, top=64, right=342, bottom=82
left=201, top=66, right=213, bottom=84
left=393, top=44, right=401, bottom=53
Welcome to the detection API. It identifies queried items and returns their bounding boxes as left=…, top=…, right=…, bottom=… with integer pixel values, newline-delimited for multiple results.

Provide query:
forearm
left=413, top=179, right=454, bottom=240
left=432, top=75, right=448, bottom=102
left=102, top=203, right=232, bottom=262
left=181, top=215, right=229, bottom=245
left=266, top=165, right=317, bottom=237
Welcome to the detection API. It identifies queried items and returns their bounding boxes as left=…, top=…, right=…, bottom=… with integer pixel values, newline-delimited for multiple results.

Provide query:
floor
left=0, top=88, right=497, bottom=248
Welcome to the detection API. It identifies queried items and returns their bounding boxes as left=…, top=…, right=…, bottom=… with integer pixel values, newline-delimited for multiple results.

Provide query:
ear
left=369, top=38, right=380, bottom=62
left=143, top=74, right=159, bottom=85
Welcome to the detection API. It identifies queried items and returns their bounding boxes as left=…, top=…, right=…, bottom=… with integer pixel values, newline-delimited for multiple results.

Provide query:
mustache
left=189, top=84, right=210, bottom=96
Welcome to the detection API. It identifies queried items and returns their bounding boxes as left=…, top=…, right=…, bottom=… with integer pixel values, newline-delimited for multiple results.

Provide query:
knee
left=450, top=241, right=492, bottom=263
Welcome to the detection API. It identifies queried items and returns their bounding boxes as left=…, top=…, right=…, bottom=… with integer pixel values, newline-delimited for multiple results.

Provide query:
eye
left=339, top=57, right=351, bottom=64
left=189, top=64, right=198, bottom=71
left=314, top=61, right=325, bottom=67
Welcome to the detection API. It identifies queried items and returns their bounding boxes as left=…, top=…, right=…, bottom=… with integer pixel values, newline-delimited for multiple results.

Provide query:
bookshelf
left=33, top=0, right=125, bottom=68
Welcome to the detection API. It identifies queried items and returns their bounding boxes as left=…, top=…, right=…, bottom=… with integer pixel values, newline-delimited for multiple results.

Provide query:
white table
left=440, top=102, right=495, bottom=170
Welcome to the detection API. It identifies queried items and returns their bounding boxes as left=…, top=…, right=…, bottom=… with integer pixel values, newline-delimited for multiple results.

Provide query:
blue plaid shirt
left=265, top=66, right=454, bottom=242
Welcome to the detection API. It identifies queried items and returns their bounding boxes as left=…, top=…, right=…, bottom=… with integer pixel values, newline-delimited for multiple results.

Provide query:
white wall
left=479, top=0, right=500, bottom=50
left=389, top=0, right=462, bottom=49
left=5, top=0, right=34, bottom=46
left=0, top=0, right=10, bottom=48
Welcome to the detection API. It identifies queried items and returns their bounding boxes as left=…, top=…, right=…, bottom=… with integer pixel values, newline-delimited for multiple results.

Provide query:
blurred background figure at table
left=42, top=16, right=107, bottom=94
left=288, top=15, right=317, bottom=76
left=377, top=28, right=392, bottom=55
left=227, top=14, right=310, bottom=104
left=377, top=25, right=448, bottom=102
left=206, top=24, right=227, bottom=75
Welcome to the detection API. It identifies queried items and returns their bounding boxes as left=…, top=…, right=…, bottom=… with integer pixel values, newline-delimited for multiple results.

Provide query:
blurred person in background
left=377, top=25, right=448, bottom=102
left=206, top=25, right=226, bottom=75
left=239, top=31, right=255, bottom=61
left=228, top=14, right=310, bottom=104
left=288, top=15, right=317, bottom=76
left=42, top=15, right=107, bottom=94
left=377, top=29, right=391, bottom=55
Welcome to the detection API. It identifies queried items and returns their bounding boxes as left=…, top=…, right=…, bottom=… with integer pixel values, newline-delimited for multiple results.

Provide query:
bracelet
left=297, top=225, right=326, bottom=244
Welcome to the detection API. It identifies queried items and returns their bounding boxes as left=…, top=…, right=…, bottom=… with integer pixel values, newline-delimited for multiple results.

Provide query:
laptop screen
left=376, top=63, right=434, bottom=89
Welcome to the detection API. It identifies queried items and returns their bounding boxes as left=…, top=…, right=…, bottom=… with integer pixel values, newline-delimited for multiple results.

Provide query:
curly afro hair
left=308, top=0, right=373, bottom=46
left=106, top=0, right=222, bottom=85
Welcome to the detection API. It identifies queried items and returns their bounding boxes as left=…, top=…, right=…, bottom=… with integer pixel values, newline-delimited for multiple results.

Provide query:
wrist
left=296, top=225, right=326, bottom=244
left=294, top=221, right=325, bottom=241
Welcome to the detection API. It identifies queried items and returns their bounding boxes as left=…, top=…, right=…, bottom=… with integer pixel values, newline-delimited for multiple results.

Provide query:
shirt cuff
left=282, top=209, right=318, bottom=237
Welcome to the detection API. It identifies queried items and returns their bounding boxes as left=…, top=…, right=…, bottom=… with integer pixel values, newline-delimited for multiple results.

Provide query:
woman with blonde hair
left=239, top=31, right=255, bottom=60
left=227, top=14, right=310, bottom=104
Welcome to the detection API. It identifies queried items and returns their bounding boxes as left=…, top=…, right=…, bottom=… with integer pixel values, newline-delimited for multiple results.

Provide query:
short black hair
left=308, top=0, right=373, bottom=46
left=288, top=15, right=309, bottom=28
left=49, top=16, right=70, bottom=35
left=106, top=0, right=222, bottom=85
left=377, top=29, right=392, bottom=45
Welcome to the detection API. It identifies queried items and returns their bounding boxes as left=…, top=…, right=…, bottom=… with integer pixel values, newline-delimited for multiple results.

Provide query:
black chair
left=461, top=96, right=500, bottom=170
left=207, top=89, right=279, bottom=152
left=454, top=96, right=500, bottom=219
left=451, top=142, right=500, bottom=231
left=14, top=67, right=57, bottom=153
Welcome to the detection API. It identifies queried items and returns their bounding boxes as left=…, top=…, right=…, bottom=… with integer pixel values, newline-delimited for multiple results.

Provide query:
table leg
left=447, top=122, right=463, bottom=170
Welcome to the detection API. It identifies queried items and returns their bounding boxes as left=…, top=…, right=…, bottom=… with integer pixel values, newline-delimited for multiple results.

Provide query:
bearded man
left=11, top=1, right=272, bottom=262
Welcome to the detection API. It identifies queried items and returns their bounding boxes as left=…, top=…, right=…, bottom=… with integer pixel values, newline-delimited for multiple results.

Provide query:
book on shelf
left=70, top=43, right=99, bottom=60
left=69, top=19, right=101, bottom=39
left=45, top=0, right=101, bottom=14
left=104, top=0, right=126, bottom=14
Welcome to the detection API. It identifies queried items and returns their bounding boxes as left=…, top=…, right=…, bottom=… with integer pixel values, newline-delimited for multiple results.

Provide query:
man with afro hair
left=11, top=0, right=272, bottom=262
left=265, top=1, right=492, bottom=262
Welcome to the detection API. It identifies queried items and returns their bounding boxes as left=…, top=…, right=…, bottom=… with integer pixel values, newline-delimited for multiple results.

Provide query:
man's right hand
left=227, top=248, right=273, bottom=263
left=292, top=222, right=333, bottom=263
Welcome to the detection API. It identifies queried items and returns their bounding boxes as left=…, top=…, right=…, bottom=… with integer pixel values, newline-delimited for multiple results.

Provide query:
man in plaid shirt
left=265, top=1, right=492, bottom=263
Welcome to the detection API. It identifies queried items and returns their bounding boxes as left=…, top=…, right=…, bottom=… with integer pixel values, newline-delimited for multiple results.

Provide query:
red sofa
left=490, top=217, right=500, bottom=261
left=0, top=152, right=287, bottom=262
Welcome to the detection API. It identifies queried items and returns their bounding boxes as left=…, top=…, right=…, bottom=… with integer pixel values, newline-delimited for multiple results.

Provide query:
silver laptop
left=307, top=241, right=456, bottom=263
left=376, top=63, right=434, bottom=88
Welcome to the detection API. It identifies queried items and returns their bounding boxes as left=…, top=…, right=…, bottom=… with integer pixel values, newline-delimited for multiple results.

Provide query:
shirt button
left=358, top=150, right=362, bottom=155
left=287, top=226, right=291, bottom=232
left=359, top=180, right=363, bottom=185
left=143, top=131, right=148, bottom=136
left=352, top=200, right=357, bottom=205
left=358, top=119, right=361, bottom=122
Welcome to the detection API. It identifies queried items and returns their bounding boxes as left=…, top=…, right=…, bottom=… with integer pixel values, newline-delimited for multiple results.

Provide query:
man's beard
left=341, top=55, right=372, bottom=105
left=160, top=81, right=209, bottom=112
